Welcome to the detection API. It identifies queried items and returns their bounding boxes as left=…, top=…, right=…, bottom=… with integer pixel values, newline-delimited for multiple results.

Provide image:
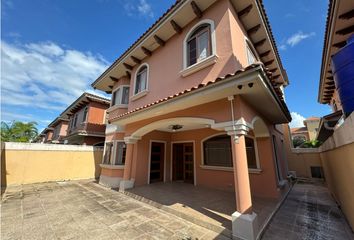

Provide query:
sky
left=1, top=0, right=331, bottom=132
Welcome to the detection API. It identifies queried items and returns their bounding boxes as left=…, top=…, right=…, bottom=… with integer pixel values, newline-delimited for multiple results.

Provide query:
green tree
left=301, top=140, right=321, bottom=148
left=1, top=121, right=38, bottom=142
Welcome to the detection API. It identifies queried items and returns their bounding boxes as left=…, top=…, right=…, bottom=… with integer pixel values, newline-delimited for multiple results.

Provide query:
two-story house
left=47, top=117, right=69, bottom=144
left=61, top=92, right=110, bottom=146
left=92, top=0, right=291, bottom=239
left=40, top=127, right=54, bottom=143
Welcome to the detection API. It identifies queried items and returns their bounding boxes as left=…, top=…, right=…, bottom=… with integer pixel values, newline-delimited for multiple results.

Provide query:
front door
left=149, top=142, right=164, bottom=183
left=173, top=143, right=194, bottom=184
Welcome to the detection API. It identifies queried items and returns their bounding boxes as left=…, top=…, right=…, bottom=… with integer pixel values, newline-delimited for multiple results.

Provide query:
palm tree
left=1, top=121, right=38, bottom=142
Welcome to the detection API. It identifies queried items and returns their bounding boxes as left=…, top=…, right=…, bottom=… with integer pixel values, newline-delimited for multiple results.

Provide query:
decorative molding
left=180, top=55, right=218, bottom=77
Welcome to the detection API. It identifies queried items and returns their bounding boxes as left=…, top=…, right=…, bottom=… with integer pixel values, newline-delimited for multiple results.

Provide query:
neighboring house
left=92, top=0, right=291, bottom=239
left=290, top=116, right=320, bottom=143
left=34, top=132, right=46, bottom=143
left=290, top=127, right=309, bottom=142
left=61, top=92, right=110, bottom=146
left=316, top=0, right=354, bottom=230
left=304, top=117, right=320, bottom=140
left=47, top=117, right=69, bottom=144
left=42, top=128, right=54, bottom=143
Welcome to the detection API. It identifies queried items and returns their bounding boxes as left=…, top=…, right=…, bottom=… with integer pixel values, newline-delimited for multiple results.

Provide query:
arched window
left=134, top=65, right=148, bottom=95
left=203, top=134, right=232, bottom=167
left=187, top=23, right=212, bottom=67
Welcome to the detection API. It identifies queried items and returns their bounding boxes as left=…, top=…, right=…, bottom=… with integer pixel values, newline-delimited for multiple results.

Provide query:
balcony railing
left=67, top=122, right=106, bottom=136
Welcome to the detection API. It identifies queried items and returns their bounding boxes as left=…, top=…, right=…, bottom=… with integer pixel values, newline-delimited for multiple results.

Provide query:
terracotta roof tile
left=109, top=63, right=290, bottom=122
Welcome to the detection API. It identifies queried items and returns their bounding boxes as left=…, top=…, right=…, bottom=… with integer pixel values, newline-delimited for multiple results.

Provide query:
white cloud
left=124, top=0, right=154, bottom=18
left=289, top=112, right=306, bottom=128
left=286, top=31, right=315, bottom=47
left=279, top=44, right=287, bottom=51
left=1, top=40, right=108, bottom=112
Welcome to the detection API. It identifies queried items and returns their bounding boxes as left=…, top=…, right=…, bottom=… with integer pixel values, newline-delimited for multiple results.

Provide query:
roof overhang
left=43, top=127, right=54, bottom=133
left=61, top=92, right=110, bottom=117
left=230, top=0, right=288, bottom=86
left=92, top=0, right=288, bottom=92
left=48, top=117, right=69, bottom=128
left=316, top=110, right=343, bottom=142
left=110, top=66, right=291, bottom=126
left=318, top=0, right=354, bottom=104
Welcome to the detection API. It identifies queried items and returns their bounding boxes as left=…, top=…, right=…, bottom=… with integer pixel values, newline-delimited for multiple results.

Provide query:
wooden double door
left=172, top=142, right=194, bottom=184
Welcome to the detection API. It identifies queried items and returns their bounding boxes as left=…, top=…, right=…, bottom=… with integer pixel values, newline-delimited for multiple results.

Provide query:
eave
left=92, top=0, right=288, bottom=92
left=61, top=92, right=110, bottom=117
left=109, top=64, right=291, bottom=125
left=318, top=0, right=354, bottom=104
left=230, top=0, right=289, bottom=86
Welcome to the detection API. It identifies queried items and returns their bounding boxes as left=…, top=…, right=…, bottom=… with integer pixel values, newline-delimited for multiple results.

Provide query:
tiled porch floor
left=126, top=182, right=281, bottom=235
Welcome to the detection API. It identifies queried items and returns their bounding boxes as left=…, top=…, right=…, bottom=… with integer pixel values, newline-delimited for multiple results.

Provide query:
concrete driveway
left=1, top=180, right=228, bottom=240
left=261, top=182, right=354, bottom=240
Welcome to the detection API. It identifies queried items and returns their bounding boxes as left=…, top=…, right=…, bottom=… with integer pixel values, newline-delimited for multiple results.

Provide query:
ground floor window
left=114, top=142, right=126, bottom=165
left=103, top=142, right=113, bottom=164
left=103, top=141, right=126, bottom=165
left=245, top=136, right=258, bottom=169
left=203, top=134, right=232, bottom=167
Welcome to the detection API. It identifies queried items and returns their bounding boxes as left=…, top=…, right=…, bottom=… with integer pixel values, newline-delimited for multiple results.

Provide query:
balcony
left=67, top=122, right=106, bottom=137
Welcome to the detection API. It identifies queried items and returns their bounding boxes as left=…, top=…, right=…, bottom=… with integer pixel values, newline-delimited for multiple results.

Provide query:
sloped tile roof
left=109, top=62, right=290, bottom=122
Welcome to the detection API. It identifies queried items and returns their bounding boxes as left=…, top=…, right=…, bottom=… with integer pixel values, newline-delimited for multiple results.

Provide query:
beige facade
left=1, top=143, right=102, bottom=186
left=304, top=118, right=320, bottom=140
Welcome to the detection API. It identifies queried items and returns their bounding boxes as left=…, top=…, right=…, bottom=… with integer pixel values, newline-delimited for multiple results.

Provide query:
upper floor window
left=73, top=114, right=78, bottom=128
left=187, top=24, right=211, bottom=67
left=112, top=86, right=130, bottom=106
left=82, top=107, right=88, bottom=122
left=134, top=65, right=148, bottom=95
left=246, top=40, right=257, bottom=65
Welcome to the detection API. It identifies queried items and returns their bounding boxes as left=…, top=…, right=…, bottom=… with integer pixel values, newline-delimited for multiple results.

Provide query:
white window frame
left=102, top=140, right=126, bottom=166
left=132, top=63, right=149, bottom=100
left=82, top=107, right=88, bottom=123
left=181, top=19, right=218, bottom=77
left=245, top=135, right=261, bottom=171
left=102, top=141, right=114, bottom=165
left=245, top=37, right=259, bottom=65
left=111, top=85, right=130, bottom=108
left=200, top=133, right=261, bottom=172
left=200, top=133, right=233, bottom=170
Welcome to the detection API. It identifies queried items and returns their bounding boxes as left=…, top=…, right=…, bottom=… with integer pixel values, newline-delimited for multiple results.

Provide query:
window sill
left=130, top=90, right=148, bottom=101
left=248, top=168, right=262, bottom=174
left=200, top=165, right=262, bottom=174
left=180, top=55, right=218, bottom=77
left=107, top=104, right=128, bottom=113
left=200, top=165, right=233, bottom=172
left=100, top=164, right=125, bottom=169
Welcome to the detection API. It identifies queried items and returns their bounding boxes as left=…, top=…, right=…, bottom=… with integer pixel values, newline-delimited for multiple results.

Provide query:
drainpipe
left=228, top=96, right=239, bottom=143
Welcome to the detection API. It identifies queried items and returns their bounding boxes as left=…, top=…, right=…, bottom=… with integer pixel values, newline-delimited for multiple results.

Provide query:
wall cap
left=3, top=142, right=103, bottom=151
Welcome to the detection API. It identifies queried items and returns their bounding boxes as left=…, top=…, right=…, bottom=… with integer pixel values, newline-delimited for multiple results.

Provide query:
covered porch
left=101, top=65, right=292, bottom=239
left=124, top=181, right=284, bottom=238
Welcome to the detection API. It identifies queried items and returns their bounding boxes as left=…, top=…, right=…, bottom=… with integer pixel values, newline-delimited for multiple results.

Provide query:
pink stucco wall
left=107, top=0, right=250, bottom=115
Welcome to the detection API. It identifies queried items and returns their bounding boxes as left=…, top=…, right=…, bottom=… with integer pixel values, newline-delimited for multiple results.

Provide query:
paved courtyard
left=262, top=182, right=354, bottom=240
left=1, top=180, right=228, bottom=240
left=2, top=180, right=353, bottom=240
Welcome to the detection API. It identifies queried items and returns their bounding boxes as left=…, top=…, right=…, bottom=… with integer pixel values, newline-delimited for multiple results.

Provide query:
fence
left=1, top=142, right=103, bottom=186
